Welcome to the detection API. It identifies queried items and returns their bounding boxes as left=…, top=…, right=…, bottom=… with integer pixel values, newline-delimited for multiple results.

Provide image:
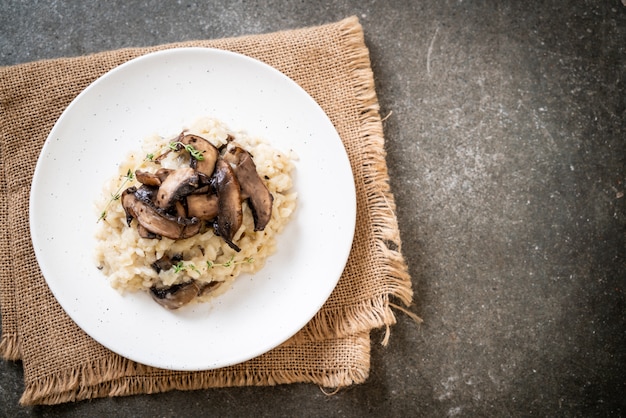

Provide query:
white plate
left=29, top=48, right=356, bottom=371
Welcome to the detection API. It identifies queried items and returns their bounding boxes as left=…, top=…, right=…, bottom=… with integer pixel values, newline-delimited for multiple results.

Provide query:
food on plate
left=94, top=117, right=297, bottom=309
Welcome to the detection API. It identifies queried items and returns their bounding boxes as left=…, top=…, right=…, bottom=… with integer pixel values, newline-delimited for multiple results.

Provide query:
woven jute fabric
left=0, top=17, right=413, bottom=405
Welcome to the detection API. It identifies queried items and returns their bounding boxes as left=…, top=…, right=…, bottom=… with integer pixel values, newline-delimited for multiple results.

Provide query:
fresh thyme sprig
left=206, top=255, right=254, bottom=269
left=97, top=169, right=135, bottom=222
left=171, top=256, right=254, bottom=274
left=173, top=261, right=201, bottom=274
left=168, top=141, right=205, bottom=161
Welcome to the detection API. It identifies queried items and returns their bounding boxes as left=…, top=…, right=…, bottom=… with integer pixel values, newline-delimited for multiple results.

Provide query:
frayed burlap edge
left=295, top=17, right=414, bottom=345
left=0, top=334, right=20, bottom=361
left=0, top=121, right=22, bottom=361
left=20, top=333, right=370, bottom=405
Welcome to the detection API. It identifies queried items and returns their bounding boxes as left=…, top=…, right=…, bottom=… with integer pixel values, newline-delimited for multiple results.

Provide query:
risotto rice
left=94, top=116, right=297, bottom=306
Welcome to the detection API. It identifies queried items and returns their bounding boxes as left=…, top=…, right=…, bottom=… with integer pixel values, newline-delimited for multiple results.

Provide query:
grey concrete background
left=1, top=1, right=625, bottom=416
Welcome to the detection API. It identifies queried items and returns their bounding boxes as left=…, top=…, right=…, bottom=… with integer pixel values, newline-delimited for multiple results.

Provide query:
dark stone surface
left=1, top=1, right=625, bottom=416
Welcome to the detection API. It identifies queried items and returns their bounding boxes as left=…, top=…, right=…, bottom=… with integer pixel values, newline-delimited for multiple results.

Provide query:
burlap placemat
left=0, top=16, right=413, bottom=405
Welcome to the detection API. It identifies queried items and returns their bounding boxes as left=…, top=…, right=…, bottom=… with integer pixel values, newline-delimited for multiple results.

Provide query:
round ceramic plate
left=29, top=48, right=356, bottom=371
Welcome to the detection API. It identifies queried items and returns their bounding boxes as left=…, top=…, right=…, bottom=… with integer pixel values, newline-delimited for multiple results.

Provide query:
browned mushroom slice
left=121, top=188, right=141, bottom=226
left=136, top=170, right=159, bottom=187
left=133, top=184, right=157, bottom=204
left=186, top=194, right=219, bottom=220
left=224, top=146, right=274, bottom=231
left=122, top=187, right=201, bottom=240
left=150, top=281, right=200, bottom=309
left=150, top=253, right=182, bottom=273
left=156, top=168, right=173, bottom=183
left=136, top=168, right=173, bottom=187
left=150, top=279, right=222, bottom=309
left=188, top=173, right=211, bottom=196
left=198, top=280, right=222, bottom=296
left=212, top=159, right=242, bottom=251
left=181, top=134, right=219, bottom=177
left=154, top=167, right=199, bottom=209
left=137, top=224, right=159, bottom=239
left=173, top=200, right=187, bottom=218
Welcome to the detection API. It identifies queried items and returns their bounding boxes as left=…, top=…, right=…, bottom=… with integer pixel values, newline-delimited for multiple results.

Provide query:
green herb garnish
left=168, top=141, right=204, bottom=161
left=169, top=256, right=254, bottom=275
left=97, top=169, right=135, bottom=222
left=206, top=256, right=254, bottom=270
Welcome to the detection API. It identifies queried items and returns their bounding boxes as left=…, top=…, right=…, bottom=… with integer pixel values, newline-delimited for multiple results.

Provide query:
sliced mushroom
left=149, top=280, right=222, bottom=309
left=186, top=194, right=219, bottom=220
left=135, top=168, right=172, bottom=187
left=133, top=184, right=158, bottom=204
left=122, top=187, right=201, bottom=240
left=149, top=281, right=201, bottom=309
left=224, top=146, right=274, bottom=231
left=154, top=167, right=199, bottom=209
left=212, top=159, right=242, bottom=251
left=135, top=170, right=160, bottom=187
left=137, top=224, right=159, bottom=239
left=150, top=253, right=183, bottom=273
left=181, top=134, right=219, bottom=177
left=198, top=280, right=221, bottom=296
left=173, top=200, right=187, bottom=218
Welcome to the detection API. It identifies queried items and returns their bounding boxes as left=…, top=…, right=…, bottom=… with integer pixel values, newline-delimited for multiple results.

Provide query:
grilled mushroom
left=149, top=281, right=201, bottom=309
left=186, top=193, right=219, bottom=220
left=137, top=224, right=159, bottom=239
left=122, top=187, right=201, bottom=240
left=154, top=167, right=199, bottom=209
left=181, top=134, right=219, bottom=177
left=224, top=146, right=273, bottom=231
left=133, top=184, right=158, bottom=204
left=150, top=253, right=183, bottom=273
left=212, top=159, right=242, bottom=251
left=149, top=280, right=221, bottom=309
left=135, top=168, right=172, bottom=187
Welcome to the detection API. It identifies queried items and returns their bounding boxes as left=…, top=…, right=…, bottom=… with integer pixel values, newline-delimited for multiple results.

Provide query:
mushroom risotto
left=94, top=116, right=297, bottom=309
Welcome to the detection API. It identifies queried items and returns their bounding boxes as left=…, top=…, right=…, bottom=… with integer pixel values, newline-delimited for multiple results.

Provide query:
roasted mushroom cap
left=150, top=280, right=221, bottom=309
left=181, top=134, right=219, bottom=177
left=122, top=187, right=201, bottom=240
left=212, top=159, right=242, bottom=251
left=154, top=167, right=199, bottom=209
left=224, top=146, right=274, bottom=231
